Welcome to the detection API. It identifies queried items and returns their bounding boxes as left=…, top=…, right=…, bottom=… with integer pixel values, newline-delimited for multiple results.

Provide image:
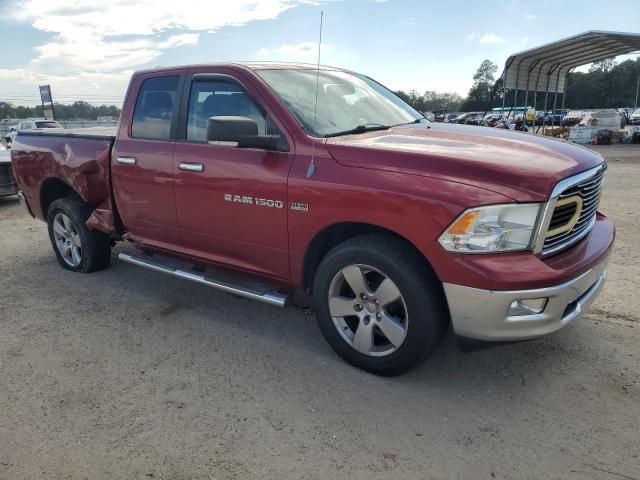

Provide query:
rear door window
left=132, top=75, right=180, bottom=140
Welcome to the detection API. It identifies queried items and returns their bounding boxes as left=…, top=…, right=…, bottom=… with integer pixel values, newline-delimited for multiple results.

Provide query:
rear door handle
left=179, top=162, right=204, bottom=173
left=116, top=156, right=136, bottom=165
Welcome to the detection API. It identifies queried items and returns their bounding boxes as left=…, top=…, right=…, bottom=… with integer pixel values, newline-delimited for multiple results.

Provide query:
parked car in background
left=444, top=113, right=460, bottom=123
left=453, top=112, right=484, bottom=125
left=423, top=111, right=436, bottom=122
left=578, top=109, right=623, bottom=130
left=432, top=109, right=448, bottom=123
left=562, top=110, right=585, bottom=127
left=619, top=107, right=633, bottom=116
left=629, top=108, right=640, bottom=125
left=11, top=62, right=614, bottom=375
left=482, top=113, right=503, bottom=127
left=489, top=107, right=534, bottom=124
left=5, top=118, right=63, bottom=145
left=544, top=109, right=568, bottom=125
left=4, top=126, right=17, bottom=145
left=0, top=144, right=18, bottom=196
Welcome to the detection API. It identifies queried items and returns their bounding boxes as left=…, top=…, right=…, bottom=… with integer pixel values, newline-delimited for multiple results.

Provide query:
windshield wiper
left=324, top=123, right=390, bottom=138
left=393, top=117, right=431, bottom=128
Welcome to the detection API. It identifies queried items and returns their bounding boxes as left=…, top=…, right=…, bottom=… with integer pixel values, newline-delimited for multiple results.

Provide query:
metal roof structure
left=501, top=31, right=640, bottom=96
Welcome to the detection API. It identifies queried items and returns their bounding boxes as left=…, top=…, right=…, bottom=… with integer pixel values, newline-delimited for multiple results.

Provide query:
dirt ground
left=0, top=144, right=638, bottom=480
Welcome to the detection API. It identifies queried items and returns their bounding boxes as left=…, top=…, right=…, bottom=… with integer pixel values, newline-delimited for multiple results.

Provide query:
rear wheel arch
left=40, top=178, right=83, bottom=218
left=301, top=222, right=439, bottom=294
left=47, top=196, right=111, bottom=273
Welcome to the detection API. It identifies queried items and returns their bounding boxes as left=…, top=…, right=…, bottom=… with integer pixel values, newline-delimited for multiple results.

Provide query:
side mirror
left=207, top=116, right=280, bottom=150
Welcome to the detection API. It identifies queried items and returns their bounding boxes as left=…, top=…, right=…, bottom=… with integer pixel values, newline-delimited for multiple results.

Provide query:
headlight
left=439, top=203, right=542, bottom=253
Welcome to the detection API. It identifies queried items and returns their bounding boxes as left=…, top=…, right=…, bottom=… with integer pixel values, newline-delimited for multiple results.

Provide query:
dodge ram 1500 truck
left=11, top=62, right=614, bottom=375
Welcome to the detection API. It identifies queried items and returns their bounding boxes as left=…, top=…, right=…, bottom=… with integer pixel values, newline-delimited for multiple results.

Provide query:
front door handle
left=179, top=162, right=204, bottom=173
left=116, top=156, right=136, bottom=165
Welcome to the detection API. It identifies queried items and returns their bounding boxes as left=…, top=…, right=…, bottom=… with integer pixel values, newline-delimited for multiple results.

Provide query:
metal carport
left=499, top=30, right=640, bottom=123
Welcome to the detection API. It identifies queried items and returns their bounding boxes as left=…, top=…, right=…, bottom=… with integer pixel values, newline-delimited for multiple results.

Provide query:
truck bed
left=11, top=128, right=117, bottom=234
left=19, top=126, right=117, bottom=141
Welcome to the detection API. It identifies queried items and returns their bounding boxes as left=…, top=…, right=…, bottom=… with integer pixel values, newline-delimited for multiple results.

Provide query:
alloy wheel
left=52, top=213, right=82, bottom=267
left=328, top=264, right=409, bottom=357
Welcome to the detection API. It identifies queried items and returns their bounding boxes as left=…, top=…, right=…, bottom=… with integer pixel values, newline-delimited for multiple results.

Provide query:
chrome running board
left=118, top=252, right=289, bottom=308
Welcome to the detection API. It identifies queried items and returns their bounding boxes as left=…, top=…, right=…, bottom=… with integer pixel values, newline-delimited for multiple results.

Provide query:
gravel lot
left=1, top=145, right=638, bottom=480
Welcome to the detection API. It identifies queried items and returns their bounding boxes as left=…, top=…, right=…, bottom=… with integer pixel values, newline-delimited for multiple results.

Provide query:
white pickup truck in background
left=4, top=118, right=63, bottom=146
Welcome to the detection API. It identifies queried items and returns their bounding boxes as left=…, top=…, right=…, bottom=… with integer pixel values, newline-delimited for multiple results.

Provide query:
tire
left=312, top=234, right=449, bottom=376
left=47, top=196, right=111, bottom=273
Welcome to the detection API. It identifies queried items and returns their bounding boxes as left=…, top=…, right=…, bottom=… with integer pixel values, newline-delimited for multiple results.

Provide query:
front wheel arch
left=301, top=222, right=436, bottom=294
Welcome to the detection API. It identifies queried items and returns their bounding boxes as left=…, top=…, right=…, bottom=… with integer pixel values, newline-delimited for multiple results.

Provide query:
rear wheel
left=47, top=197, right=111, bottom=273
left=313, top=234, right=449, bottom=376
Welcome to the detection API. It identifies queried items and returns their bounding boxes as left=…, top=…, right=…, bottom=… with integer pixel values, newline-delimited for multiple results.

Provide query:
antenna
left=306, top=11, right=323, bottom=178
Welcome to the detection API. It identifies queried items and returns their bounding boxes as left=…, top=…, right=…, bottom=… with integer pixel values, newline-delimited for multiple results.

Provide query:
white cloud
left=157, top=33, right=200, bottom=49
left=466, top=32, right=505, bottom=44
left=525, top=13, right=538, bottom=20
left=278, top=42, right=320, bottom=56
left=257, top=42, right=332, bottom=59
left=5, top=0, right=310, bottom=74
left=521, top=36, right=530, bottom=44
left=478, top=33, right=505, bottom=44
left=0, top=67, right=131, bottom=105
left=0, top=0, right=317, bottom=105
left=398, top=16, right=416, bottom=25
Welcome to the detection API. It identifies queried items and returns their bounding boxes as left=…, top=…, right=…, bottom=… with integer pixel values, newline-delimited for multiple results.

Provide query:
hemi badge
left=290, top=202, right=309, bottom=212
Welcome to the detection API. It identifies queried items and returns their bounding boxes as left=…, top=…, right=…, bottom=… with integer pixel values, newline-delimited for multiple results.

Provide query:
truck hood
left=325, top=123, right=605, bottom=201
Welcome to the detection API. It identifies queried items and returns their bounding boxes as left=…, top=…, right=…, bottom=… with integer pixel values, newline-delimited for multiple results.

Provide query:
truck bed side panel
left=11, top=133, right=116, bottom=232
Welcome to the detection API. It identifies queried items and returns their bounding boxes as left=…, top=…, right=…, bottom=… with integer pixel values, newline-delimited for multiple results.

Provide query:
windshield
left=257, top=68, right=424, bottom=137
left=35, top=121, right=61, bottom=128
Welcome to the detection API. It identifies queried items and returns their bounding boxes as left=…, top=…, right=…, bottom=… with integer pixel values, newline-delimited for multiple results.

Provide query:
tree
left=0, top=101, right=121, bottom=121
left=473, top=59, right=498, bottom=84
left=461, top=60, right=499, bottom=111
left=394, top=89, right=463, bottom=113
left=589, top=57, right=617, bottom=73
left=566, top=57, right=640, bottom=108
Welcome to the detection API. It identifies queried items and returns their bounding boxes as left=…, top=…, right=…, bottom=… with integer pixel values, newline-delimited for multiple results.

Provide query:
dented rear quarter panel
left=11, top=132, right=115, bottom=231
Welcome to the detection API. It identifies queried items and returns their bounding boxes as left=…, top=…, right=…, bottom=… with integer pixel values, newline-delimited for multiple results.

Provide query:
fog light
left=508, top=298, right=548, bottom=316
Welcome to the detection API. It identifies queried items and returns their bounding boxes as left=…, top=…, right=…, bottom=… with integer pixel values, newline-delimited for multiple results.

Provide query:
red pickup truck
left=11, top=62, right=614, bottom=375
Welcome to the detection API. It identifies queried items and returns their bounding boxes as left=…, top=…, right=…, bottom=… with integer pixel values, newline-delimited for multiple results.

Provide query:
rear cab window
left=131, top=75, right=180, bottom=140
left=35, top=121, right=60, bottom=128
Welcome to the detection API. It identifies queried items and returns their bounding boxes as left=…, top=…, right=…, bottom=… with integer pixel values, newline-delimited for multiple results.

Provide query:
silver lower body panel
left=443, top=256, right=608, bottom=341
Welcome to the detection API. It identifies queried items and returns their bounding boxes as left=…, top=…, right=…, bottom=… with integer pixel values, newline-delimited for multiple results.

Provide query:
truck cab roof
left=133, top=61, right=352, bottom=76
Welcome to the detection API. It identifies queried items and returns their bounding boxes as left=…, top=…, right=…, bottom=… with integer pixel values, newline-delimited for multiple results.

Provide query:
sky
left=0, top=0, right=639, bottom=107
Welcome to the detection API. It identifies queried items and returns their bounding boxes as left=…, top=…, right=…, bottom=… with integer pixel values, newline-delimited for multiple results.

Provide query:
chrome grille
left=543, top=165, right=606, bottom=255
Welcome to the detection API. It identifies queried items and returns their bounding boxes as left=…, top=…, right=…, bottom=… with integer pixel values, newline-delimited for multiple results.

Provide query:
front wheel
left=47, top=197, right=111, bottom=273
left=313, top=235, right=449, bottom=376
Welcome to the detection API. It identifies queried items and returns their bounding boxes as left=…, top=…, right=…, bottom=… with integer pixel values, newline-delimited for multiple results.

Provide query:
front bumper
left=443, top=254, right=608, bottom=341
